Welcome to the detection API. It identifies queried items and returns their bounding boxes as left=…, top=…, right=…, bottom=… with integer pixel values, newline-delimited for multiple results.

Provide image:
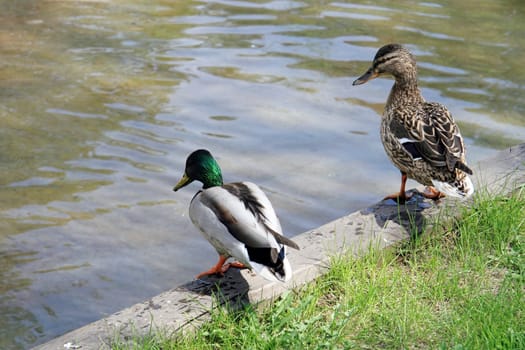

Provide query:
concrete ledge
left=33, top=144, right=525, bottom=350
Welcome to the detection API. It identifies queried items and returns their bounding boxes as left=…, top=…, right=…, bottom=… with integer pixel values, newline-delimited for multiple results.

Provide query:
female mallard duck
left=173, top=149, right=299, bottom=282
left=353, top=43, right=474, bottom=203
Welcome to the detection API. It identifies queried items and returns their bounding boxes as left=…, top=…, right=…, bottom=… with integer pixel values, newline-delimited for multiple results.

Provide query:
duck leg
left=384, top=172, right=412, bottom=204
left=196, top=255, right=247, bottom=279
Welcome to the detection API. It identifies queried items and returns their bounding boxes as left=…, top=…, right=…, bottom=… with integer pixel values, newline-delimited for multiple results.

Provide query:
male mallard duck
left=173, top=149, right=299, bottom=282
left=353, top=43, right=474, bottom=202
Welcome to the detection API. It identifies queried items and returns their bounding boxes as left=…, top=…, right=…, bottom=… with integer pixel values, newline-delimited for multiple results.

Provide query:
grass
left=112, top=189, right=525, bottom=350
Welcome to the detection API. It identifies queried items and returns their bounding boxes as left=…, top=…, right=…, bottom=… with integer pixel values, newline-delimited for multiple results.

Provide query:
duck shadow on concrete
left=176, top=267, right=251, bottom=309
left=362, top=189, right=438, bottom=240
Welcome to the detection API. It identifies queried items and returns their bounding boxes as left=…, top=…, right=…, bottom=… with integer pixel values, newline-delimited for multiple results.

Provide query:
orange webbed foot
left=383, top=191, right=413, bottom=204
left=195, top=256, right=247, bottom=279
left=384, top=172, right=413, bottom=204
left=196, top=255, right=228, bottom=279
left=422, top=186, right=445, bottom=200
left=224, top=261, right=246, bottom=270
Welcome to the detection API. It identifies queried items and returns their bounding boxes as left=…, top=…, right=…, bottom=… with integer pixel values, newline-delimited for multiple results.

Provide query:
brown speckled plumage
left=353, top=44, right=474, bottom=200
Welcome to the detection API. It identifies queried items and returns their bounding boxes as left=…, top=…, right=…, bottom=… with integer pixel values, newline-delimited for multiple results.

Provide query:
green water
left=1, top=0, right=524, bottom=348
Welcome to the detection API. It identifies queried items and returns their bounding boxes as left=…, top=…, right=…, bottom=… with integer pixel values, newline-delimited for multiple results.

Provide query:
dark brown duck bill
left=352, top=68, right=378, bottom=86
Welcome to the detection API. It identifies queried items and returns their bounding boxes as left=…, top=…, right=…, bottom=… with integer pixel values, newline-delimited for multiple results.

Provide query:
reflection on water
left=1, top=0, right=524, bottom=348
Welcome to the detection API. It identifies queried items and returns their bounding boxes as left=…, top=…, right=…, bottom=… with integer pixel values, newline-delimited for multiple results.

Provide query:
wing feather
left=201, top=183, right=299, bottom=250
left=391, top=103, right=472, bottom=175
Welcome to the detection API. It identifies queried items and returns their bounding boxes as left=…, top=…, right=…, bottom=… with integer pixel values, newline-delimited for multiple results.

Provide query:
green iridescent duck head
left=173, top=149, right=224, bottom=191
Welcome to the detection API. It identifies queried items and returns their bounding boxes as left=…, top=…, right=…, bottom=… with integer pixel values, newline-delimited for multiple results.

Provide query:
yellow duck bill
left=173, top=173, right=192, bottom=191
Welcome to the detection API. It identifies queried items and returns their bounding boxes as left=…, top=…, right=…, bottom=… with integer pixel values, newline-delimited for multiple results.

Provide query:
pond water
left=1, top=0, right=524, bottom=348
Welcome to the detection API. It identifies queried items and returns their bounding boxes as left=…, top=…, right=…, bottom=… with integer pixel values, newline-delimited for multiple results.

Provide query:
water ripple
left=185, top=24, right=323, bottom=35
left=46, top=108, right=108, bottom=120
left=198, top=0, right=306, bottom=11
left=395, top=25, right=464, bottom=41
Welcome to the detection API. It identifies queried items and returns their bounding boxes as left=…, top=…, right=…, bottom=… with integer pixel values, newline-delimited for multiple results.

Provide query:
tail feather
left=248, top=246, right=292, bottom=282
left=455, top=161, right=473, bottom=175
left=432, top=175, right=474, bottom=198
